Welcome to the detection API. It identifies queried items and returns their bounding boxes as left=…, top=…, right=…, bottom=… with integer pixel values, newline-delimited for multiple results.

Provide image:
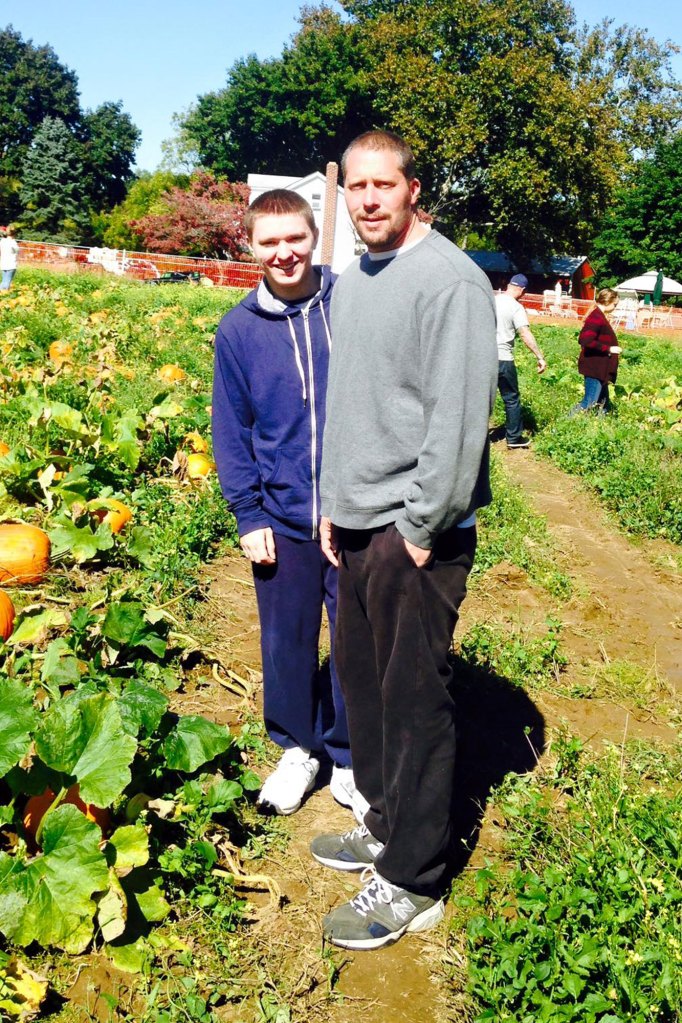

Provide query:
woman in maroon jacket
left=573, top=287, right=622, bottom=413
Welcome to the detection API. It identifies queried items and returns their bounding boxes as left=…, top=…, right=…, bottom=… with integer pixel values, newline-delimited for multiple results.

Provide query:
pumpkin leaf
left=48, top=520, right=114, bottom=564
left=0, top=679, right=39, bottom=778
left=117, top=681, right=169, bottom=738
left=34, top=691, right=137, bottom=806
left=161, top=716, right=231, bottom=773
left=7, top=609, right=69, bottom=648
left=101, top=602, right=167, bottom=659
left=107, top=825, right=149, bottom=871
left=0, top=805, right=109, bottom=952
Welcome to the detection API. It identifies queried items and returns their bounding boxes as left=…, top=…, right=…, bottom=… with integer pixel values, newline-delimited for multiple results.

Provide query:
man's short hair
left=243, top=189, right=316, bottom=240
left=341, top=130, right=417, bottom=182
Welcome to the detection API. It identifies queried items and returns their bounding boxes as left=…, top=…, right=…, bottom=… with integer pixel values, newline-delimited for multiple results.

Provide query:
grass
left=447, top=735, right=682, bottom=1022
left=506, top=325, right=682, bottom=546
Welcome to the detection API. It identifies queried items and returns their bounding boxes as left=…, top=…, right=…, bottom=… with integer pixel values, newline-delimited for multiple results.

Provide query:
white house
left=247, top=170, right=362, bottom=274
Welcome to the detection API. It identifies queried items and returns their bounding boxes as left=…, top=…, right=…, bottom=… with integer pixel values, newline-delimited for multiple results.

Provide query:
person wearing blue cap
left=495, top=274, right=546, bottom=448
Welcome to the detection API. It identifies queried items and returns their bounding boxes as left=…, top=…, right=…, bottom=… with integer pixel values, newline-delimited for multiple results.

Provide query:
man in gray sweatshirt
left=310, top=130, right=498, bottom=950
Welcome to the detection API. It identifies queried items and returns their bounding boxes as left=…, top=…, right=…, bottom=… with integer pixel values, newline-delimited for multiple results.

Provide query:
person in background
left=212, top=190, right=365, bottom=821
left=495, top=274, right=546, bottom=448
left=572, top=287, right=621, bottom=413
left=0, top=226, right=19, bottom=292
left=312, top=130, right=497, bottom=950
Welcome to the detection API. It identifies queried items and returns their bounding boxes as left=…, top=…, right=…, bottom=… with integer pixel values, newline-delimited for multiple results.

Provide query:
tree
left=179, top=0, right=681, bottom=262
left=131, top=171, right=249, bottom=259
left=0, top=26, right=80, bottom=178
left=338, top=0, right=681, bottom=261
left=589, top=132, right=682, bottom=285
left=97, top=171, right=189, bottom=250
left=19, top=116, right=90, bottom=243
left=80, top=101, right=141, bottom=210
left=180, top=5, right=375, bottom=180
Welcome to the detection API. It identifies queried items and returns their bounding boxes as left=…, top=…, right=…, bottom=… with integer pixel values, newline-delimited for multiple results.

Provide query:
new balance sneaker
left=329, top=765, right=371, bottom=823
left=322, top=867, right=445, bottom=950
left=506, top=436, right=531, bottom=448
left=257, top=746, right=319, bottom=815
left=310, top=823, right=384, bottom=871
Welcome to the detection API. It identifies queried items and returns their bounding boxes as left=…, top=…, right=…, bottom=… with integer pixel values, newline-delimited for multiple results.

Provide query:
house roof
left=247, top=171, right=344, bottom=196
left=465, top=250, right=590, bottom=276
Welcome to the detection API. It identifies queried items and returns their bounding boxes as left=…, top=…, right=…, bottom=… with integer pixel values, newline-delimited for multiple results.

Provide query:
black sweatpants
left=335, top=521, right=476, bottom=895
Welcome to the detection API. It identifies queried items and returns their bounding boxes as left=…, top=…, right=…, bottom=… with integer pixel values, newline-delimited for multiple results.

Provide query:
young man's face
left=250, top=213, right=319, bottom=300
left=343, top=146, right=421, bottom=252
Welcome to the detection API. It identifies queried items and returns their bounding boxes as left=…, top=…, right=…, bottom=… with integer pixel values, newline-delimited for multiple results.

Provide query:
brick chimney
left=321, top=162, right=339, bottom=267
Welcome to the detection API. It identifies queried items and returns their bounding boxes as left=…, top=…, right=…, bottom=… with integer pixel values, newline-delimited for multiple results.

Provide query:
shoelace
left=350, top=867, right=396, bottom=917
left=342, top=823, right=370, bottom=842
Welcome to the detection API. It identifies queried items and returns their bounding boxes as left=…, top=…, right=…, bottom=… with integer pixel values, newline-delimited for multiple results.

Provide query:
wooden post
left=321, top=162, right=338, bottom=267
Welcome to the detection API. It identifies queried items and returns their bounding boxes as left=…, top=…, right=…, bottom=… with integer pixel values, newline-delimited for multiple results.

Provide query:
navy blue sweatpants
left=252, top=532, right=351, bottom=767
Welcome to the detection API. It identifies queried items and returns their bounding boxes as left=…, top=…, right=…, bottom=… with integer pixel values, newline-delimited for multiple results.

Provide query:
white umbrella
left=616, top=270, right=682, bottom=296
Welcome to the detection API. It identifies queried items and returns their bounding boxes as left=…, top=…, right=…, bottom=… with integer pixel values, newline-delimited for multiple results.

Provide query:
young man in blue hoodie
left=212, top=190, right=366, bottom=820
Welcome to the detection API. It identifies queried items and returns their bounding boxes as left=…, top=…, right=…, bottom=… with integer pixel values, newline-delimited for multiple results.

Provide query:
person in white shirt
left=495, top=273, right=546, bottom=448
left=0, top=226, right=19, bottom=292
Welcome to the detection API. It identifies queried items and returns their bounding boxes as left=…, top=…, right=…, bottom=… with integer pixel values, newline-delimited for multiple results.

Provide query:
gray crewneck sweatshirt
left=320, top=231, right=497, bottom=548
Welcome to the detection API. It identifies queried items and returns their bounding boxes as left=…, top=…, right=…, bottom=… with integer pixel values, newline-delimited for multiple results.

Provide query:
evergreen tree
left=19, top=116, right=90, bottom=243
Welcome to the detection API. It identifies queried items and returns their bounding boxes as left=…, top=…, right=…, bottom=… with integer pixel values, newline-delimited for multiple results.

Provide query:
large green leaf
left=162, top=716, right=231, bottom=773
left=8, top=609, right=69, bottom=648
left=125, top=527, right=155, bottom=568
left=0, top=679, right=39, bottom=778
left=41, top=638, right=82, bottom=690
left=107, top=825, right=149, bottom=870
left=48, top=520, right=114, bottom=564
left=0, top=805, right=108, bottom=952
left=102, top=602, right=166, bottom=659
left=35, top=692, right=137, bottom=806
left=117, top=681, right=168, bottom=738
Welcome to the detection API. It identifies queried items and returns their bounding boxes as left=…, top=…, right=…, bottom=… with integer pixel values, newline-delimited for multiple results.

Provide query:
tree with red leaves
left=132, top=171, right=250, bottom=260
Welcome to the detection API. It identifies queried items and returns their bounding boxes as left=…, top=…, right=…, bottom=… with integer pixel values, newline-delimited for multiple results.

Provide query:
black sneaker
left=506, top=436, right=531, bottom=448
left=322, top=868, right=444, bottom=950
left=310, top=824, right=384, bottom=871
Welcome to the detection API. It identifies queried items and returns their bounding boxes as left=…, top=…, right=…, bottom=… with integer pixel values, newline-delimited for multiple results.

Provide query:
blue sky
left=3, top=0, right=681, bottom=172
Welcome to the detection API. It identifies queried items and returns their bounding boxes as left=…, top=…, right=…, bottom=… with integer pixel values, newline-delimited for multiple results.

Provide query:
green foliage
left=460, top=618, right=568, bottom=690
left=512, top=325, right=682, bottom=544
left=0, top=26, right=80, bottom=185
left=18, top=116, right=91, bottom=243
left=100, top=171, right=189, bottom=250
left=590, top=130, right=682, bottom=286
left=180, top=0, right=681, bottom=260
left=80, top=100, right=141, bottom=212
left=180, top=6, right=375, bottom=180
left=453, top=738, right=682, bottom=1021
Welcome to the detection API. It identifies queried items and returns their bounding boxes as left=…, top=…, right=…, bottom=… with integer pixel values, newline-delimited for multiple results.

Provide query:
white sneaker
left=257, top=746, right=320, bottom=815
left=329, top=765, right=370, bottom=823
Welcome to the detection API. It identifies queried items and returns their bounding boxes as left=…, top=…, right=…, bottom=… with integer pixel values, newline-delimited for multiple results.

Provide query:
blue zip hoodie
left=212, top=266, right=334, bottom=541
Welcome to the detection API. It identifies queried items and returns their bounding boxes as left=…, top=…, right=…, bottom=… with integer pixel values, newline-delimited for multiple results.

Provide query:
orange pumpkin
left=0, top=524, right=51, bottom=586
left=186, top=453, right=215, bottom=479
left=0, top=590, right=15, bottom=640
left=157, top=364, right=186, bottom=384
left=0, top=441, right=9, bottom=457
left=24, top=786, right=110, bottom=850
left=48, top=340, right=73, bottom=364
left=91, top=499, right=132, bottom=534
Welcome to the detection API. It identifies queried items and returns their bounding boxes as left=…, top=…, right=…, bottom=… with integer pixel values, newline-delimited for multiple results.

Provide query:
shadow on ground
left=447, top=654, right=546, bottom=880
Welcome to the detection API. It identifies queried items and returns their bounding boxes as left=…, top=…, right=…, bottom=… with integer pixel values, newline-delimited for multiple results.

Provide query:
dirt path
left=195, top=450, right=682, bottom=1022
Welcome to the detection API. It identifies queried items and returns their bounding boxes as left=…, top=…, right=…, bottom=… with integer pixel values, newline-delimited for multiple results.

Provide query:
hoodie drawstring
left=287, top=315, right=307, bottom=403
left=319, top=301, right=332, bottom=351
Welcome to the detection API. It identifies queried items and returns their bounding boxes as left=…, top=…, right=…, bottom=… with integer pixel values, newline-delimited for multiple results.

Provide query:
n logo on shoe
left=391, top=897, right=416, bottom=923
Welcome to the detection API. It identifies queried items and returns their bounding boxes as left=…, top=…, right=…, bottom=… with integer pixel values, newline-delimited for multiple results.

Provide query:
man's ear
left=410, top=177, right=421, bottom=207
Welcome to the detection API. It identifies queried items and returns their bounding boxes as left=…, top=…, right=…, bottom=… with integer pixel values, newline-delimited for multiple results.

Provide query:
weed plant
left=508, top=326, right=682, bottom=545
left=450, top=735, right=682, bottom=1022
